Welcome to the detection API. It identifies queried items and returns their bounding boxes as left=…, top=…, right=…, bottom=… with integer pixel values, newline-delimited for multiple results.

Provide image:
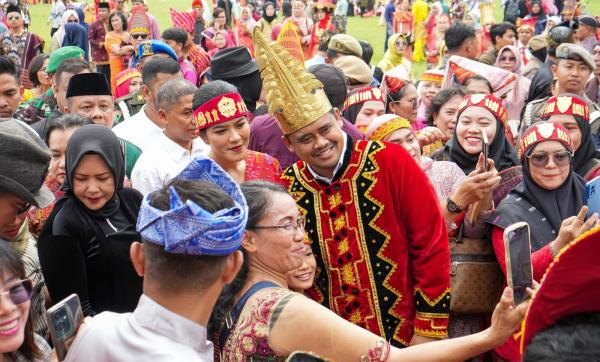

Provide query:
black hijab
left=63, top=124, right=125, bottom=218
left=525, top=64, right=553, bottom=104
left=572, top=115, right=600, bottom=176
left=513, top=145, right=585, bottom=232
left=445, top=117, right=519, bottom=174
left=342, top=102, right=365, bottom=125
left=262, top=1, right=276, bottom=23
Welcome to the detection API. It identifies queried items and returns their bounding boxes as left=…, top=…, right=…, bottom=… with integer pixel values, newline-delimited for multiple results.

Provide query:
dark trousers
left=96, top=64, right=111, bottom=86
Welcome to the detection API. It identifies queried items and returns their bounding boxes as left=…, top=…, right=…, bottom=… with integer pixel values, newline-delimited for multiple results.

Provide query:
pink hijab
left=495, top=45, right=523, bottom=75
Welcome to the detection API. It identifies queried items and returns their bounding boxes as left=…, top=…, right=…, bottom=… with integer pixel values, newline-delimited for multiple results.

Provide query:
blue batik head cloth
left=137, top=156, right=248, bottom=256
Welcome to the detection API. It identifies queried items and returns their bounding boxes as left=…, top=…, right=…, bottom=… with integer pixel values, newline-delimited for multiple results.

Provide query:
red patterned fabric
left=280, top=140, right=450, bottom=347
left=189, top=44, right=211, bottom=76
left=244, top=150, right=282, bottom=182
left=170, top=8, right=196, bottom=35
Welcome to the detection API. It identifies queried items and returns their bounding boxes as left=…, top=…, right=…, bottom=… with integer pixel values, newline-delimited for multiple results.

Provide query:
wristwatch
left=446, top=197, right=465, bottom=213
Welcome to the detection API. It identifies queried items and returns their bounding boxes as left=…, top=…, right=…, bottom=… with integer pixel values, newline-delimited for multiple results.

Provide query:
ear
left=333, top=108, right=343, bottom=127
left=551, top=64, right=557, bottom=77
left=141, top=84, right=151, bottom=102
left=18, top=85, right=24, bottom=97
left=64, top=104, right=70, bottom=114
left=281, top=134, right=294, bottom=153
left=158, top=108, right=167, bottom=125
left=221, top=250, right=244, bottom=284
left=199, top=129, right=209, bottom=145
left=241, top=231, right=259, bottom=253
left=130, top=242, right=146, bottom=277
left=136, top=62, right=143, bottom=73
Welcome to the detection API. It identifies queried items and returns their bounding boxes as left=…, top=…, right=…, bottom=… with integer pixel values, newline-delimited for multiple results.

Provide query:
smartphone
left=503, top=222, right=533, bottom=306
left=584, top=176, right=600, bottom=218
left=481, top=129, right=489, bottom=172
left=46, top=294, right=83, bottom=361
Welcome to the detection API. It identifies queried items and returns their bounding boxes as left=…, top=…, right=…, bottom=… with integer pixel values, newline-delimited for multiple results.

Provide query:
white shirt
left=305, top=54, right=326, bottom=69
left=307, top=132, right=348, bottom=184
left=131, top=132, right=209, bottom=195
left=65, top=295, right=213, bottom=362
left=112, top=105, right=163, bottom=152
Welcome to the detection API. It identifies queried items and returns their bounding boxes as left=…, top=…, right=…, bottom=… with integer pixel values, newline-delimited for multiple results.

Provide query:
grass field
left=28, top=0, right=599, bottom=78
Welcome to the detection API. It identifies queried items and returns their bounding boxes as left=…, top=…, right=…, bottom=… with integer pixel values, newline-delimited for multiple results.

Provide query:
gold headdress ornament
left=253, top=27, right=332, bottom=135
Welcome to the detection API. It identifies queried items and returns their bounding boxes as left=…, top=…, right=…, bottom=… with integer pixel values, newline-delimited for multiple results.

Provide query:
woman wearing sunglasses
left=0, top=242, right=51, bottom=361
left=540, top=94, right=600, bottom=181
left=489, top=122, right=600, bottom=362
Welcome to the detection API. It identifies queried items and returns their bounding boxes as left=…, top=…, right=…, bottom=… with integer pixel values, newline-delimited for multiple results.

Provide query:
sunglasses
left=131, top=33, right=148, bottom=40
left=527, top=151, right=573, bottom=167
left=7, top=16, right=20, bottom=20
left=1, top=279, right=32, bottom=305
left=67, top=19, right=78, bottom=23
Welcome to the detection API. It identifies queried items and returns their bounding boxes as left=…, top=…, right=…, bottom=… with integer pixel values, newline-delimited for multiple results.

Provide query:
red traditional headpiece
left=518, top=122, right=574, bottom=161
left=520, top=225, right=600, bottom=351
left=342, top=87, right=385, bottom=111
left=420, top=69, right=444, bottom=85
left=192, top=0, right=203, bottom=9
left=457, top=94, right=509, bottom=125
left=313, top=0, right=335, bottom=9
left=170, top=8, right=196, bottom=35
left=516, top=17, right=536, bottom=31
left=541, top=95, right=590, bottom=122
left=194, top=93, right=249, bottom=131
left=381, top=75, right=407, bottom=95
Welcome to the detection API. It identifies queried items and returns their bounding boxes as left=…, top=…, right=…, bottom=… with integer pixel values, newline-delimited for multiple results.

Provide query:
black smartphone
left=503, top=222, right=533, bottom=305
left=481, top=129, right=489, bottom=172
left=46, top=294, right=83, bottom=361
left=286, top=352, right=328, bottom=362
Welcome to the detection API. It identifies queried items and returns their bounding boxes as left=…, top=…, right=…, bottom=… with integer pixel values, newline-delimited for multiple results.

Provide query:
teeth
left=0, top=320, right=17, bottom=332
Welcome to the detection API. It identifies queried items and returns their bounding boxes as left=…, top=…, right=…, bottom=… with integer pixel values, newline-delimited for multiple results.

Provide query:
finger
left=581, top=213, right=598, bottom=231
left=499, top=287, right=513, bottom=307
left=577, top=206, right=588, bottom=222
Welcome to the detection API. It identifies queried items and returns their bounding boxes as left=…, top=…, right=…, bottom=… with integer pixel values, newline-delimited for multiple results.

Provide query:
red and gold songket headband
left=194, top=93, right=249, bottom=131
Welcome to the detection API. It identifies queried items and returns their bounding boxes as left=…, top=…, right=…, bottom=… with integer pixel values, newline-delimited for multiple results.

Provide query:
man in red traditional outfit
left=254, top=28, right=451, bottom=348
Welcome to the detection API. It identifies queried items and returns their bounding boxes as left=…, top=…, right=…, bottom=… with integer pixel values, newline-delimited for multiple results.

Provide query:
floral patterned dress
left=219, top=288, right=296, bottom=361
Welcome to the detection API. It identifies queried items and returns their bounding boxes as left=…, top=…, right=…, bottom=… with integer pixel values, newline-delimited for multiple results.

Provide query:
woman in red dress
left=194, top=80, right=281, bottom=183
left=308, top=0, right=335, bottom=58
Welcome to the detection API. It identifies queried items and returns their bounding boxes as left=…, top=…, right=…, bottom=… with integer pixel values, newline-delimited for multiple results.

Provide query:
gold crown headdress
left=253, top=27, right=332, bottom=135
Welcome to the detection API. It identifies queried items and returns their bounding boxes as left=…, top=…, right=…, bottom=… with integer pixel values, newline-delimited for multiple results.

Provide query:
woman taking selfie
left=489, top=122, right=599, bottom=362
left=193, top=80, right=281, bottom=184
left=39, top=125, right=143, bottom=317
left=209, top=180, right=529, bottom=361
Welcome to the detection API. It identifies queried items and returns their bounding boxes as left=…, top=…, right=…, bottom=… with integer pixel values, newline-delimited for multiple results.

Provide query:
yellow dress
left=411, top=0, right=428, bottom=62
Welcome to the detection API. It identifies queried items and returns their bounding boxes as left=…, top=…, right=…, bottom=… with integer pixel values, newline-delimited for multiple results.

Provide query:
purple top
left=248, top=114, right=365, bottom=169
left=179, top=58, right=198, bottom=86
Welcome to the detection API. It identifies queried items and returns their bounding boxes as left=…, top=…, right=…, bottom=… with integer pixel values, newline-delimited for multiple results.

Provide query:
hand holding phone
left=503, top=222, right=533, bottom=306
left=46, top=294, right=83, bottom=361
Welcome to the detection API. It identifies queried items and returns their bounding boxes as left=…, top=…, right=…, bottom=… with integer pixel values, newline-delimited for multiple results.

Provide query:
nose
left=58, top=155, right=66, bottom=172
left=229, top=129, right=242, bottom=142
left=0, top=293, right=17, bottom=315
left=546, top=155, right=558, bottom=168
left=0, top=96, right=8, bottom=108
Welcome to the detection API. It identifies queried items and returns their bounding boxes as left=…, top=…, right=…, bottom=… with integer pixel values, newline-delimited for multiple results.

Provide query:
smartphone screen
left=504, top=223, right=533, bottom=305
left=481, top=129, right=489, bottom=172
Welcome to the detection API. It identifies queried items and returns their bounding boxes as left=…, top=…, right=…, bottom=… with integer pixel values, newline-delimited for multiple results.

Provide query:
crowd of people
left=0, top=0, right=599, bottom=361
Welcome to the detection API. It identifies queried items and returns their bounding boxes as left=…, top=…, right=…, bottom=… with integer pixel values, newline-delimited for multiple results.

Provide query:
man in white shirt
left=131, top=78, right=209, bottom=195
left=65, top=162, right=245, bottom=362
left=112, top=57, right=182, bottom=152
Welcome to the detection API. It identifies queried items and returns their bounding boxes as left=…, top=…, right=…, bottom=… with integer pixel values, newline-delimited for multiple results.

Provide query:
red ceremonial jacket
left=281, top=139, right=450, bottom=347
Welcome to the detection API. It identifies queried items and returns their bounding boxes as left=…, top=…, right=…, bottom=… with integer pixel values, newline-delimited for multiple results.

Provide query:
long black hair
left=0, top=242, right=41, bottom=361
left=207, top=180, right=288, bottom=339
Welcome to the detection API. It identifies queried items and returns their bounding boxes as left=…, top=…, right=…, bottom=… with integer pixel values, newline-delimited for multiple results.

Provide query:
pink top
left=179, top=57, right=198, bottom=85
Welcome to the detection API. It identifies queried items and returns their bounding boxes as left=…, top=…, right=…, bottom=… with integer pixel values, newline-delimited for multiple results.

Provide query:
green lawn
left=28, top=0, right=599, bottom=79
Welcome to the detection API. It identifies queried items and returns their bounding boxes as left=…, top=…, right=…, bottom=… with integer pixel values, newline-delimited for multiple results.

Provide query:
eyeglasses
left=499, top=56, right=516, bottom=62
left=67, top=19, right=78, bottom=23
left=527, top=151, right=573, bottom=167
left=0, top=279, right=32, bottom=305
left=131, top=33, right=148, bottom=40
left=7, top=16, right=20, bottom=21
left=393, top=98, right=417, bottom=109
left=15, top=202, right=32, bottom=216
left=254, top=217, right=306, bottom=232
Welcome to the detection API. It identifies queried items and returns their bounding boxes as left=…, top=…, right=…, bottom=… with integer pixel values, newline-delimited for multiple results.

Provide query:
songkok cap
left=98, top=2, right=110, bottom=9
left=0, top=121, right=54, bottom=208
left=308, top=64, right=347, bottom=109
left=527, top=34, right=547, bottom=52
left=253, top=27, right=332, bottom=135
left=333, top=55, right=372, bottom=86
left=365, top=114, right=412, bottom=141
left=66, top=73, right=112, bottom=98
left=556, top=43, right=596, bottom=71
left=520, top=225, right=600, bottom=351
left=46, top=46, right=85, bottom=74
left=137, top=157, right=248, bottom=256
left=578, top=15, right=599, bottom=28
left=136, top=40, right=178, bottom=63
left=541, top=94, right=589, bottom=121
left=6, top=4, right=21, bottom=15
left=207, top=47, right=258, bottom=79
left=328, top=34, right=363, bottom=57
left=518, top=122, right=573, bottom=161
